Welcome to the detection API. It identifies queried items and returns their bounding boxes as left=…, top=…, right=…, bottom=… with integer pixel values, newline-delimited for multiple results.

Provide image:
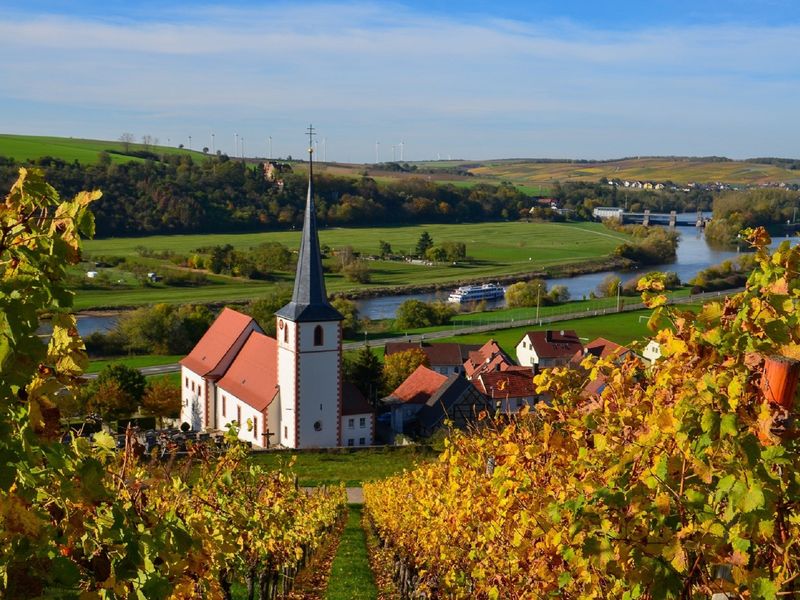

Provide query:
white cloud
left=0, top=2, right=797, bottom=159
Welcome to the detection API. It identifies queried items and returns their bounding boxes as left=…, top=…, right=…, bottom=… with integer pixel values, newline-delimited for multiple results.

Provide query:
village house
left=471, top=369, right=541, bottom=414
left=515, top=330, right=583, bottom=369
left=463, top=339, right=517, bottom=379
left=416, top=375, right=492, bottom=436
left=179, top=139, right=372, bottom=448
left=340, top=382, right=375, bottom=447
left=384, top=341, right=479, bottom=376
left=382, top=365, right=447, bottom=434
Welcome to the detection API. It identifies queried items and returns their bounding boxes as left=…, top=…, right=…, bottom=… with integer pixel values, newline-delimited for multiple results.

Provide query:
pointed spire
left=276, top=125, right=343, bottom=323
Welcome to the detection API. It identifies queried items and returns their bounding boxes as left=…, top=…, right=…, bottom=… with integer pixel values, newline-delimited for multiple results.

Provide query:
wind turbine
left=375, top=141, right=380, bottom=163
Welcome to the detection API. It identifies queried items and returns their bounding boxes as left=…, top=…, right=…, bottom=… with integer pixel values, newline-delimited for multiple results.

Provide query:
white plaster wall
left=216, top=387, right=268, bottom=447
left=297, top=349, right=340, bottom=447
left=298, top=321, right=340, bottom=353
left=515, top=339, right=538, bottom=367
left=277, top=318, right=297, bottom=448
left=341, top=413, right=374, bottom=446
left=180, top=366, right=207, bottom=431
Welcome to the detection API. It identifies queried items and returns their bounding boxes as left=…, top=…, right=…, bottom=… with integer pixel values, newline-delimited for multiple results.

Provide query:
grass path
left=325, top=505, right=377, bottom=600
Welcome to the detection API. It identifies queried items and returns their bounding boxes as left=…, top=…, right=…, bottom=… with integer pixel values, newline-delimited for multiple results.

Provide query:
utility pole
left=234, top=133, right=238, bottom=158
left=188, top=135, right=192, bottom=150
left=536, top=284, right=541, bottom=323
left=241, top=136, right=245, bottom=160
left=375, top=141, right=380, bottom=163
left=211, top=132, right=215, bottom=154
left=268, top=135, right=272, bottom=160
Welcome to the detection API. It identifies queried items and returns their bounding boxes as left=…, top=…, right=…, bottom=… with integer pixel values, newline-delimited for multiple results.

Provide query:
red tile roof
left=387, top=365, right=447, bottom=405
left=464, top=339, right=514, bottom=378
left=571, top=337, right=630, bottom=367
left=385, top=342, right=474, bottom=367
left=474, top=370, right=538, bottom=399
left=342, top=382, right=374, bottom=415
left=180, top=308, right=256, bottom=376
left=217, top=331, right=279, bottom=412
left=522, top=330, right=582, bottom=360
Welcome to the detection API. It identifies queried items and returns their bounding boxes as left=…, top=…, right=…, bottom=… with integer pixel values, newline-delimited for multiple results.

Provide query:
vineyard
left=0, top=169, right=347, bottom=598
left=365, top=230, right=800, bottom=598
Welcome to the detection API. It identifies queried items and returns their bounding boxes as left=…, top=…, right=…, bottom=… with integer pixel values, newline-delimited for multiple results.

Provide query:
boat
left=448, top=283, right=505, bottom=303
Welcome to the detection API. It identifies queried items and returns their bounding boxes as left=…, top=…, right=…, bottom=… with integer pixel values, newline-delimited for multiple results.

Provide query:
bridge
left=593, top=208, right=710, bottom=228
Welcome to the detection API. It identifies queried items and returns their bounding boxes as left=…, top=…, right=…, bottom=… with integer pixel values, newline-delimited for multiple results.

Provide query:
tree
left=596, top=274, right=621, bottom=298
left=383, top=348, right=429, bottom=395
left=547, top=284, right=570, bottom=304
left=343, top=345, right=383, bottom=404
left=331, top=297, right=360, bottom=337
left=95, top=363, right=147, bottom=405
left=441, top=241, right=467, bottom=261
left=505, top=279, right=547, bottom=308
left=342, top=259, right=371, bottom=283
left=425, top=246, right=447, bottom=262
left=141, top=377, right=181, bottom=427
left=119, top=132, right=134, bottom=152
left=87, top=378, right=134, bottom=421
left=378, top=240, right=392, bottom=258
left=415, top=231, right=434, bottom=256
left=247, top=286, right=293, bottom=336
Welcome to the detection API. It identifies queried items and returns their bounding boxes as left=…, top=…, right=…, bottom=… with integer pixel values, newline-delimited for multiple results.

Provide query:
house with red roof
left=472, top=370, right=541, bottom=414
left=384, top=341, right=479, bottom=376
left=463, top=339, right=517, bottom=379
left=341, top=382, right=375, bottom=447
left=515, top=330, right=583, bottom=369
left=382, top=365, right=447, bottom=434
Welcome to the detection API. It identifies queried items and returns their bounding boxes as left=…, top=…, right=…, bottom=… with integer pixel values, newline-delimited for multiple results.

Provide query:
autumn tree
left=382, top=348, right=429, bottom=395
left=331, top=297, right=361, bottom=337
left=505, top=279, right=547, bottom=308
left=141, top=377, right=181, bottom=427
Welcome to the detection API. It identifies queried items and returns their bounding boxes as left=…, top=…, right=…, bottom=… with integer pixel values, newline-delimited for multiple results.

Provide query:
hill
left=467, top=156, right=800, bottom=186
left=0, top=133, right=205, bottom=164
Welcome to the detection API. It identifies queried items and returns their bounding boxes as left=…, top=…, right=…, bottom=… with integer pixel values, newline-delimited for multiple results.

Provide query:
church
left=179, top=134, right=375, bottom=448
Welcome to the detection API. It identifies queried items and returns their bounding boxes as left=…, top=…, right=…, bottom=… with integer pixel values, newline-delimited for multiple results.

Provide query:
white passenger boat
left=447, top=283, right=505, bottom=303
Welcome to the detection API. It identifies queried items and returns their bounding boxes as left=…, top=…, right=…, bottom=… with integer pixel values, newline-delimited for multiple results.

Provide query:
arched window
left=314, top=325, right=324, bottom=346
left=283, top=324, right=288, bottom=343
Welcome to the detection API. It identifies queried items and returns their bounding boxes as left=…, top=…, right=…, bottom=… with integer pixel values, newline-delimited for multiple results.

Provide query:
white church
left=179, top=135, right=375, bottom=448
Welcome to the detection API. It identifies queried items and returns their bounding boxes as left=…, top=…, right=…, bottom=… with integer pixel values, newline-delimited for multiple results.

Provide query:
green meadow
left=75, top=221, right=629, bottom=309
left=0, top=134, right=204, bottom=165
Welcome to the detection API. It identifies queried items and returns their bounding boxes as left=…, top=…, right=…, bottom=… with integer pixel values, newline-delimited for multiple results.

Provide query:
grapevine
left=365, top=228, right=800, bottom=599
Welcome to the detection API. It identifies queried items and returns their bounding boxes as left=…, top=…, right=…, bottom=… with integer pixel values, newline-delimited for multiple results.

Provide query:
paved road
left=84, top=363, right=181, bottom=380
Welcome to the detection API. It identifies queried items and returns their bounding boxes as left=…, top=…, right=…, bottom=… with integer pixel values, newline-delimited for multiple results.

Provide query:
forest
left=0, top=152, right=716, bottom=238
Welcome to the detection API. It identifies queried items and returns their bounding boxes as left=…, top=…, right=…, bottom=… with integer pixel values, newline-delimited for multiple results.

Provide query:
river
left=45, top=219, right=795, bottom=334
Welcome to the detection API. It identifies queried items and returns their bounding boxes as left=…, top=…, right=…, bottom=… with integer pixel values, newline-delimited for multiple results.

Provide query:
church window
left=185, top=376, right=188, bottom=388
left=222, top=395, right=226, bottom=417
left=313, top=421, right=322, bottom=432
left=191, top=381, right=195, bottom=392
left=237, top=405, right=241, bottom=425
left=284, top=325, right=288, bottom=343
left=253, top=417, right=258, bottom=440
left=284, top=425, right=288, bottom=439
left=314, top=325, right=324, bottom=346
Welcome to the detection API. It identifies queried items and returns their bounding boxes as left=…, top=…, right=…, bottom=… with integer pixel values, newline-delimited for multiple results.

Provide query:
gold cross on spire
left=306, top=124, right=315, bottom=156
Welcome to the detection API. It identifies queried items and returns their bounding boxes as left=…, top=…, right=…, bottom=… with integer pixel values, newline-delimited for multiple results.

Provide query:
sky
left=0, top=1, right=798, bottom=162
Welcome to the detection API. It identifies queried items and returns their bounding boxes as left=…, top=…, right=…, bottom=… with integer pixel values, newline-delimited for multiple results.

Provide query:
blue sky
left=1, top=1, right=798, bottom=161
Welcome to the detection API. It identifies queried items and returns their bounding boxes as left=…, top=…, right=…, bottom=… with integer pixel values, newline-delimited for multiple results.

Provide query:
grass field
left=0, top=134, right=204, bottom=165
left=75, top=221, right=629, bottom=309
left=249, top=446, right=438, bottom=487
left=438, top=309, right=658, bottom=353
left=325, top=506, right=377, bottom=600
left=87, top=354, right=183, bottom=373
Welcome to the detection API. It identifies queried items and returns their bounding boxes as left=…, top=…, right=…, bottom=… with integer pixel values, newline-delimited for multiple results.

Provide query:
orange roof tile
left=522, top=330, right=582, bottom=360
left=217, top=331, right=278, bottom=412
left=180, top=308, right=256, bottom=376
left=463, top=339, right=515, bottom=378
left=387, top=365, right=447, bottom=405
left=474, top=370, right=538, bottom=398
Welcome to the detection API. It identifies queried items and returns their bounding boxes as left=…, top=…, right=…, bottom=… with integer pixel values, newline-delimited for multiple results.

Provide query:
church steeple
left=276, top=125, right=343, bottom=323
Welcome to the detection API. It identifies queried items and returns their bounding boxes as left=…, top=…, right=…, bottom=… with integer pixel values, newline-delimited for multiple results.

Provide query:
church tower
left=275, top=126, right=343, bottom=448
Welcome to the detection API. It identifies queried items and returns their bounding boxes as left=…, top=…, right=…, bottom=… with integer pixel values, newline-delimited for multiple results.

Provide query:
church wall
left=180, top=366, right=207, bottom=431
left=297, top=347, right=340, bottom=447
left=215, top=386, right=268, bottom=447
left=277, top=319, right=298, bottom=448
